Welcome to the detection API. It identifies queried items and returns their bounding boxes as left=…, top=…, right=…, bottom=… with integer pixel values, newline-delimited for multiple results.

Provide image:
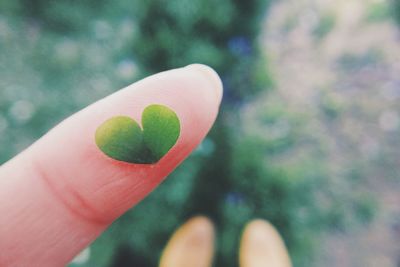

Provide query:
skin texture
left=0, top=64, right=222, bottom=267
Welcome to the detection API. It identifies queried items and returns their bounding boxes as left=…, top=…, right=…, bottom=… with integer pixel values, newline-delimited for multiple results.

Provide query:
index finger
left=0, top=64, right=222, bottom=266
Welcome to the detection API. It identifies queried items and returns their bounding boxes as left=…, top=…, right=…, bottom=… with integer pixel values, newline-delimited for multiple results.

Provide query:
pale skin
left=160, top=217, right=292, bottom=267
left=0, top=64, right=291, bottom=267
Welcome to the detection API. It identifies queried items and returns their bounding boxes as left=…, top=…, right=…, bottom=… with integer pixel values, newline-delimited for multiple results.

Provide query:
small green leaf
left=95, top=116, right=144, bottom=163
left=142, top=104, right=180, bottom=162
left=95, top=105, right=180, bottom=164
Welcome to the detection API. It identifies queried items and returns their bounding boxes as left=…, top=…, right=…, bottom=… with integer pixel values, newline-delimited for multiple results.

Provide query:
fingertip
left=184, top=216, right=215, bottom=243
left=184, top=64, right=223, bottom=104
left=160, top=216, right=215, bottom=267
left=240, top=219, right=292, bottom=267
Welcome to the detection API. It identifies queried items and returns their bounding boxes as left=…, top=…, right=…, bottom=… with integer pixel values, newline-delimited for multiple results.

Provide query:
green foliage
left=0, top=1, right=376, bottom=267
left=130, top=0, right=272, bottom=102
left=395, top=0, right=400, bottom=24
left=313, top=13, right=336, bottom=40
left=95, top=105, right=180, bottom=164
left=354, top=194, right=377, bottom=223
left=319, top=90, right=343, bottom=120
left=365, top=1, right=391, bottom=22
left=9, top=0, right=106, bottom=32
left=337, top=49, right=383, bottom=72
left=371, top=0, right=400, bottom=24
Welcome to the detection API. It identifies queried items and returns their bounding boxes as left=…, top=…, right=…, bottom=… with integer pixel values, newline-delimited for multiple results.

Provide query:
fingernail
left=185, top=64, right=223, bottom=103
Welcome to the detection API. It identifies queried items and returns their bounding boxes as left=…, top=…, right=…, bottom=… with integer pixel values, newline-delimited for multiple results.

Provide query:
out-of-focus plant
left=364, top=0, right=391, bottom=22
left=313, top=13, right=336, bottom=40
left=394, top=0, right=400, bottom=24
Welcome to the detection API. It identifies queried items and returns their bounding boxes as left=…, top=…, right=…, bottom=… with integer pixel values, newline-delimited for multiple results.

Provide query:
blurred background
left=1, top=0, right=400, bottom=266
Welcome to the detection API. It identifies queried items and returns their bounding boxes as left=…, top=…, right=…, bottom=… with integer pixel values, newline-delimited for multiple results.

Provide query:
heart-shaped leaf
left=95, top=104, right=180, bottom=164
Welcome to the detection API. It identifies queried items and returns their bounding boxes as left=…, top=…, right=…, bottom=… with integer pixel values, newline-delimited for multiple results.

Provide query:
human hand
left=0, top=65, right=222, bottom=266
left=160, top=217, right=292, bottom=267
